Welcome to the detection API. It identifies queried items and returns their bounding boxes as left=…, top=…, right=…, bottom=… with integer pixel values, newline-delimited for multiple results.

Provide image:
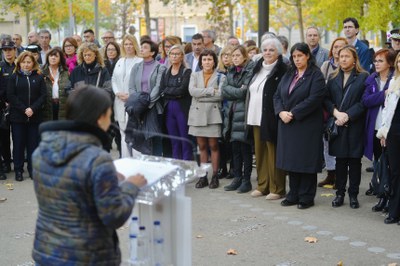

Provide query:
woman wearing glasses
left=160, top=45, right=192, bottom=160
left=62, top=37, right=79, bottom=74
left=362, top=48, right=395, bottom=210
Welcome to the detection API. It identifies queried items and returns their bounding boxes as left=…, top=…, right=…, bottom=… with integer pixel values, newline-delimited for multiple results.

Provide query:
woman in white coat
left=112, top=35, right=142, bottom=157
left=188, top=49, right=225, bottom=189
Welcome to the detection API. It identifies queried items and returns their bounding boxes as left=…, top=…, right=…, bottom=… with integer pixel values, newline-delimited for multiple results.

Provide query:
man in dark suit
left=185, top=33, right=204, bottom=72
left=342, top=17, right=373, bottom=72
left=390, top=28, right=400, bottom=55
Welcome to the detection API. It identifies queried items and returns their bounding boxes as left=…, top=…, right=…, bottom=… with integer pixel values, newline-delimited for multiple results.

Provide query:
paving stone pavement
left=1, top=157, right=400, bottom=266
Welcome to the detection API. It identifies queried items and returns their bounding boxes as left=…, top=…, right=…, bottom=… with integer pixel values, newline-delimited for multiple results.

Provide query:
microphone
left=110, top=123, right=201, bottom=167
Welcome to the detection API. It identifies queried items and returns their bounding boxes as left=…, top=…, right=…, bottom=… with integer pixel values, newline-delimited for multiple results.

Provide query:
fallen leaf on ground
left=388, top=263, right=398, bottom=266
left=323, top=184, right=334, bottom=189
left=196, top=235, right=203, bottom=239
left=337, top=261, right=343, bottom=266
left=321, top=193, right=335, bottom=197
left=0, top=197, right=6, bottom=202
left=227, top=249, right=237, bottom=255
left=304, top=236, right=318, bottom=243
left=6, top=183, right=13, bottom=190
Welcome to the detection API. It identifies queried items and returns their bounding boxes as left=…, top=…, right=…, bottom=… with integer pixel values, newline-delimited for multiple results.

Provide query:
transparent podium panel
left=115, top=154, right=210, bottom=266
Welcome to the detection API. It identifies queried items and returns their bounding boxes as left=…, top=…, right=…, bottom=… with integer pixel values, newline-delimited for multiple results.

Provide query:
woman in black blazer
left=324, top=45, right=369, bottom=209
left=273, top=42, right=326, bottom=209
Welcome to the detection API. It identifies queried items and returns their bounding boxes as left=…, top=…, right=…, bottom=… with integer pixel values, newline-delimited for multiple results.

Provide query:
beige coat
left=187, top=70, right=225, bottom=127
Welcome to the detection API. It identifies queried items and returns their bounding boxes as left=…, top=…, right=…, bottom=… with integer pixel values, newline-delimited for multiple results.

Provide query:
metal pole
left=94, top=0, right=99, bottom=41
left=258, top=0, right=269, bottom=46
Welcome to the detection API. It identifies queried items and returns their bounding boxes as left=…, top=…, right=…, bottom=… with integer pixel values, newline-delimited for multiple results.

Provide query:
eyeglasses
left=170, top=53, right=182, bottom=57
left=373, top=59, right=385, bottom=64
left=102, top=36, right=114, bottom=40
left=164, top=45, right=172, bottom=49
left=222, top=53, right=231, bottom=57
left=107, top=48, right=117, bottom=52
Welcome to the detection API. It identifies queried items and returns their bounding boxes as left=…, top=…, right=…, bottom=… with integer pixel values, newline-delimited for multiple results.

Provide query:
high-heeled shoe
left=372, top=197, right=387, bottom=212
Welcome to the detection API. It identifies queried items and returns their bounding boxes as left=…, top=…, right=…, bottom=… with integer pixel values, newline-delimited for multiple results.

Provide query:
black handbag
left=324, top=117, right=338, bottom=141
left=324, top=85, right=351, bottom=142
left=371, top=148, right=391, bottom=197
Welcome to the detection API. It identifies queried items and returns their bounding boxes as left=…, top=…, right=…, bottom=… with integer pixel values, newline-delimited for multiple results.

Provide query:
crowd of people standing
left=1, top=17, right=400, bottom=228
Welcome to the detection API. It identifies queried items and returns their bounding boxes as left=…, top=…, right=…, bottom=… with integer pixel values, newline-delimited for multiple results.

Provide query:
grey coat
left=314, top=46, right=329, bottom=68
left=222, top=60, right=255, bottom=143
left=188, top=70, right=225, bottom=127
left=128, top=61, right=166, bottom=112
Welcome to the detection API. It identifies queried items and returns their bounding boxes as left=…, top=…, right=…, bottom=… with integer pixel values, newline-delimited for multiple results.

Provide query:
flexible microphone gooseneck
left=110, top=123, right=201, bottom=167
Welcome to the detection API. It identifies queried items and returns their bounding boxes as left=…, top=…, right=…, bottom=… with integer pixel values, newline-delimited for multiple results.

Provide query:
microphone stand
left=110, top=123, right=201, bottom=167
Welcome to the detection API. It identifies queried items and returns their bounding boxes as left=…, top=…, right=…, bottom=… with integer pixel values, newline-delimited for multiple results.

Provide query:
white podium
left=115, top=155, right=209, bottom=266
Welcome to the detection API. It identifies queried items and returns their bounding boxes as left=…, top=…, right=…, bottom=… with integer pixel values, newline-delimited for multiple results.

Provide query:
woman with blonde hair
left=112, top=34, right=143, bottom=157
left=70, top=42, right=112, bottom=96
left=217, top=45, right=234, bottom=74
left=160, top=44, right=192, bottom=160
left=6, top=51, right=46, bottom=181
left=325, top=45, right=369, bottom=209
left=159, top=35, right=182, bottom=66
left=377, top=52, right=400, bottom=224
left=318, top=37, right=348, bottom=188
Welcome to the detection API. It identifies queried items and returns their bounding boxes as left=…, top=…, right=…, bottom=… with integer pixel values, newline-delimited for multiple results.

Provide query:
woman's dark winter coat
left=324, top=69, right=368, bottom=158
left=274, top=64, right=326, bottom=174
left=7, top=70, right=47, bottom=123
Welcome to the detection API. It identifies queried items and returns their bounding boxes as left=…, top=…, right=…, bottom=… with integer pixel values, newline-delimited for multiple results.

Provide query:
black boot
left=0, top=170, right=6, bottom=180
left=224, top=177, right=242, bottom=191
left=216, top=168, right=228, bottom=179
left=349, top=196, right=360, bottom=209
left=208, top=174, right=219, bottom=189
left=382, top=199, right=389, bottom=213
left=15, top=171, right=24, bottom=182
left=332, top=195, right=344, bottom=207
left=365, top=182, right=376, bottom=196
left=195, top=176, right=209, bottom=188
left=237, top=179, right=252, bottom=193
left=372, top=197, right=387, bottom=212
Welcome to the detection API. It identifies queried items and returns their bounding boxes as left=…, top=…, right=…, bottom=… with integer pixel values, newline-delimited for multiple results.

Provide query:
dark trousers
left=387, top=132, right=400, bottom=219
left=0, top=126, right=11, bottom=164
left=286, top=172, right=317, bottom=203
left=231, top=141, right=252, bottom=180
left=11, top=122, right=39, bottom=174
left=335, top=157, right=362, bottom=197
left=165, top=101, right=192, bottom=160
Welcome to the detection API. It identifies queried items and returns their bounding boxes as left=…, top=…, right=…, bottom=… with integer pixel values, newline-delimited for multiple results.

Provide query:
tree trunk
left=228, top=1, right=234, bottom=36
left=295, top=0, right=304, bottom=42
left=25, top=8, right=30, bottom=32
left=144, top=0, right=151, bottom=36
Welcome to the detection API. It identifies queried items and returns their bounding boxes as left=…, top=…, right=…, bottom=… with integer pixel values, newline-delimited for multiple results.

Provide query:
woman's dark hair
left=44, top=47, right=68, bottom=71
left=198, top=49, right=218, bottom=70
left=374, top=48, right=396, bottom=68
left=62, top=37, right=78, bottom=54
left=66, top=85, right=112, bottom=126
left=289, top=42, right=316, bottom=71
left=104, top=41, right=121, bottom=60
left=141, top=39, right=158, bottom=59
